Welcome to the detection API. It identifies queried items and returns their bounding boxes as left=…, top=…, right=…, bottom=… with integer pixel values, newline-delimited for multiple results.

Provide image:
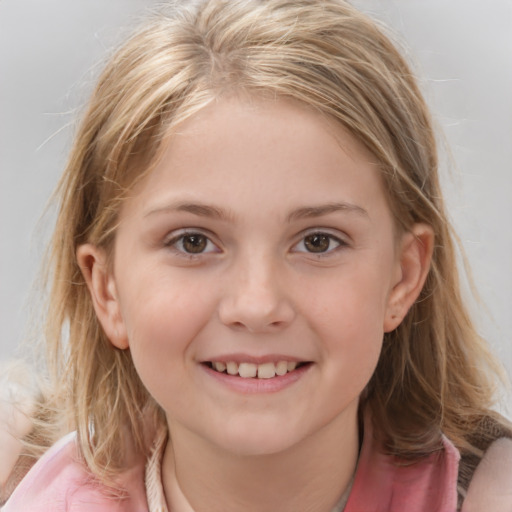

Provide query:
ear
left=383, top=224, right=434, bottom=333
left=76, top=244, right=129, bottom=349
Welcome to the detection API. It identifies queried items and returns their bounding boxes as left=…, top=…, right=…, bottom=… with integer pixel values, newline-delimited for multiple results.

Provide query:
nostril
left=227, top=321, right=248, bottom=332
left=218, top=292, right=296, bottom=333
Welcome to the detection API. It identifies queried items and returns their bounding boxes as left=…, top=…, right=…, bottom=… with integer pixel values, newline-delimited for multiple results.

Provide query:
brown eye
left=166, top=231, right=219, bottom=256
left=303, top=233, right=331, bottom=253
left=182, top=234, right=208, bottom=253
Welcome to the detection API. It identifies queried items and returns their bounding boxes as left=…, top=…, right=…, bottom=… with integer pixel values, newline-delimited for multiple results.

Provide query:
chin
left=222, top=435, right=298, bottom=458
left=211, top=419, right=304, bottom=457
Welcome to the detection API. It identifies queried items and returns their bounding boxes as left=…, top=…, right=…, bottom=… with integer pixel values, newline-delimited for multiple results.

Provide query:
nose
left=218, top=256, right=296, bottom=333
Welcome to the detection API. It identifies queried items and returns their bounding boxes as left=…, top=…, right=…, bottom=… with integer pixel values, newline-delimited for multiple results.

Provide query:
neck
left=162, top=402, right=360, bottom=512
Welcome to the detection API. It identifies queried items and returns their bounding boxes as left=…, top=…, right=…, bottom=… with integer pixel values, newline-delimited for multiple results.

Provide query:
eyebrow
left=286, top=202, right=369, bottom=222
left=145, top=201, right=368, bottom=222
left=145, top=202, right=235, bottom=221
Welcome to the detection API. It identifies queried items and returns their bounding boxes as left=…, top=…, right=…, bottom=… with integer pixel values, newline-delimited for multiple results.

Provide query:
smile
left=204, top=361, right=308, bottom=379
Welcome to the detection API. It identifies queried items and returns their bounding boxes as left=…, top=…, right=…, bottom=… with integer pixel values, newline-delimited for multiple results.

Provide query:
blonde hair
left=37, top=0, right=508, bottom=486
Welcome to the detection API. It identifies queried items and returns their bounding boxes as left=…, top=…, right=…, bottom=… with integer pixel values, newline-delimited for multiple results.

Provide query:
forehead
left=168, top=95, right=376, bottom=166
left=121, top=96, right=388, bottom=223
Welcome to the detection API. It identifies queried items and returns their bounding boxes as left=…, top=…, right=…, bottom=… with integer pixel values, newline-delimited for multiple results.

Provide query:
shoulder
left=345, top=418, right=460, bottom=512
left=2, top=432, right=148, bottom=512
left=462, top=437, right=512, bottom=511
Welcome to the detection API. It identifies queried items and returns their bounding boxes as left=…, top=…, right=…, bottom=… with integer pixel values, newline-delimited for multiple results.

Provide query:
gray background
left=1, top=1, right=511, bottom=411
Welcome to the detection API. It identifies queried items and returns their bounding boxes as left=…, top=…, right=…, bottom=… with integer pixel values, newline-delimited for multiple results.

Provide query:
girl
left=2, top=0, right=511, bottom=510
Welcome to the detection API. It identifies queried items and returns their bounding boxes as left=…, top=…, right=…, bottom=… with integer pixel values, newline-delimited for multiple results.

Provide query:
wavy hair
left=36, top=0, right=509, bottom=486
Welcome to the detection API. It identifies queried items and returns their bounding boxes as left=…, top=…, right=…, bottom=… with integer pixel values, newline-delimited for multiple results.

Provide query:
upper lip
left=201, top=354, right=308, bottom=364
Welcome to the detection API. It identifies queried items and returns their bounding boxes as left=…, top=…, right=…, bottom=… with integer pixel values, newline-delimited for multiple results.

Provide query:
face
left=82, top=97, right=426, bottom=457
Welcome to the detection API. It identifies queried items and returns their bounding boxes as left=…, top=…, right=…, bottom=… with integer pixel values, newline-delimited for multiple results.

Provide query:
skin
left=78, top=97, right=433, bottom=512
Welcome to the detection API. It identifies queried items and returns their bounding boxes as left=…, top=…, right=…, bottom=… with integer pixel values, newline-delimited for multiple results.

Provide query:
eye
left=167, top=232, right=219, bottom=255
left=293, top=232, right=344, bottom=254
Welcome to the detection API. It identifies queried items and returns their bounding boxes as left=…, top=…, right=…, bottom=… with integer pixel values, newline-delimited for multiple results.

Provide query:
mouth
left=202, top=360, right=311, bottom=379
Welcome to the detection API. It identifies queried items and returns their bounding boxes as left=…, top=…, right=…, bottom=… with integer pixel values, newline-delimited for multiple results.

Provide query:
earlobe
left=383, top=224, right=434, bottom=333
left=76, top=244, right=129, bottom=349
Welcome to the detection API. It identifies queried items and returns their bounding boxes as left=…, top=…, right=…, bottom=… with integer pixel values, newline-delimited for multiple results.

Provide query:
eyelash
left=164, top=230, right=220, bottom=258
left=164, top=229, right=347, bottom=258
left=292, top=231, right=347, bottom=256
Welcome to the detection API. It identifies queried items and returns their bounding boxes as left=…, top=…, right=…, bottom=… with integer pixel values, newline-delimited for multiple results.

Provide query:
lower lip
left=201, top=363, right=312, bottom=394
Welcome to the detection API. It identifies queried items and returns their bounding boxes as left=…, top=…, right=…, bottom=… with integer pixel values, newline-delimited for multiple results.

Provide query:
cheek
left=300, top=259, right=392, bottom=386
left=119, top=291, right=212, bottom=412
left=321, top=302, right=384, bottom=380
left=319, top=303, right=384, bottom=409
left=303, top=259, right=393, bottom=335
left=115, top=270, right=217, bottom=375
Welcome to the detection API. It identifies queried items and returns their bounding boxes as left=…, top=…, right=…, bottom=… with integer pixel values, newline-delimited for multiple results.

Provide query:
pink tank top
left=3, top=420, right=460, bottom=511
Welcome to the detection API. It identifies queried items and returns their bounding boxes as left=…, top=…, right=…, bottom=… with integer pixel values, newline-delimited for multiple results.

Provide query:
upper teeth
left=211, top=361, right=298, bottom=379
